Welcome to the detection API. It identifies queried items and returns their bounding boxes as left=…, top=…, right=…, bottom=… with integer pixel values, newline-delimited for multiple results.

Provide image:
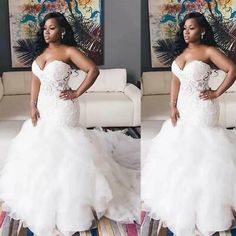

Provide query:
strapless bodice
left=172, top=60, right=212, bottom=97
left=171, top=60, right=220, bottom=127
left=32, top=60, right=72, bottom=97
left=31, top=60, right=80, bottom=127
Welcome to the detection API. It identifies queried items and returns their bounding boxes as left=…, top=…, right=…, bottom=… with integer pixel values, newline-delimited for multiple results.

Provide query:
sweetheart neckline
left=33, top=60, right=71, bottom=71
left=173, top=60, right=211, bottom=72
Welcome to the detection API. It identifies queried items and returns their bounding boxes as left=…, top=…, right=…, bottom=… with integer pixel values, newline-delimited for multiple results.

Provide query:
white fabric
left=141, top=120, right=164, bottom=162
left=142, top=60, right=236, bottom=236
left=0, top=60, right=140, bottom=236
left=0, top=121, right=24, bottom=173
left=2, top=71, right=31, bottom=95
left=69, top=68, right=127, bottom=92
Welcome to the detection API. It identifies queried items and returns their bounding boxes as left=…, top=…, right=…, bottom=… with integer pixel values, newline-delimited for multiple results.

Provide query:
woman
left=0, top=12, right=140, bottom=236
left=142, top=12, right=236, bottom=236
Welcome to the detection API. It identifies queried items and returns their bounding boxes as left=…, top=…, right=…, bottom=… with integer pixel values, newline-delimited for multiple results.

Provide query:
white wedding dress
left=0, top=60, right=140, bottom=236
left=142, top=60, right=236, bottom=236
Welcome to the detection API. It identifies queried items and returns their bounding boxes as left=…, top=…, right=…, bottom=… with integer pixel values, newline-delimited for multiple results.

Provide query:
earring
left=201, top=32, right=205, bottom=40
left=61, top=32, right=65, bottom=40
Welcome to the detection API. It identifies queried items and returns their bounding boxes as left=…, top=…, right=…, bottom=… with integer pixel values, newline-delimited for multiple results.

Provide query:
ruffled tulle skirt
left=0, top=119, right=140, bottom=236
left=142, top=119, right=236, bottom=236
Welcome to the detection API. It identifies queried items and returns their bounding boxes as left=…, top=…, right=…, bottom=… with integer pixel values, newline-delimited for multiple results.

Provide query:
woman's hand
left=170, top=107, right=180, bottom=127
left=59, top=88, right=79, bottom=100
left=199, top=89, right=218, bottom=100
left=31, top=107, right=40, bottom=127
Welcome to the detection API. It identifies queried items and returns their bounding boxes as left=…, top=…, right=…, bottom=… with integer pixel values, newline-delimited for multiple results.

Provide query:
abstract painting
left=148, top=0, right=236, bottom=68
left=8, top=0, right=104, bottom=67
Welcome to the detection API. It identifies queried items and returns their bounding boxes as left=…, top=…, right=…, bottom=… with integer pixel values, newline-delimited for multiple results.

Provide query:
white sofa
left=141, top=70, right=236, bottom=141
left=0, top=68, right=140, bottom=128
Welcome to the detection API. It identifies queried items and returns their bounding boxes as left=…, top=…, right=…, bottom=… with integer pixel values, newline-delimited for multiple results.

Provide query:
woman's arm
left=200, top=47, right=236, bottom=100
left=170, top=73, right=181, bottom=126
left=60, top=47, right=99, bottom=100
left=30, top=74, right=41, bottom=126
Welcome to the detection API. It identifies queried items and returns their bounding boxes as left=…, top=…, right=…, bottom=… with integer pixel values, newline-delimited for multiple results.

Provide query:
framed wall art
left=8, top=0, right=104, bottom=67
left=148, top=0, right=236, bottom=68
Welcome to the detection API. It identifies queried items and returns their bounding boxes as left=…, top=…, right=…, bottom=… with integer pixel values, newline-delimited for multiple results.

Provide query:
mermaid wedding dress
left=142, top=60, right=236, bottom=236
left=0, top=60, right=140, bottom=236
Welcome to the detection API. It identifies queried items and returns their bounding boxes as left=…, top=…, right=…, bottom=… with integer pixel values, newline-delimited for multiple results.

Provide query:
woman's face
left=183, top=18, right=202, bottom=44
left=43, top=18, right=64, bottom=43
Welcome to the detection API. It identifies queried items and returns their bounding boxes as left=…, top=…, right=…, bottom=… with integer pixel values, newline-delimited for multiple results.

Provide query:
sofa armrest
left=140, top=77, right=144, bottom=96
left=0, top=77, right=3, bottom=101
left=124, top=83, right=141, bottom=126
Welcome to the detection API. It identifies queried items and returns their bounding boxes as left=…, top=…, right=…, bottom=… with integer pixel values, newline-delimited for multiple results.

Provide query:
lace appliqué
left=181, top=70, right=212, bottom=96
left=40, top=70, right=72, bottom=96
left=172, top=61, right=220, bottom=127
left=33, top=61, right=80, bottom=127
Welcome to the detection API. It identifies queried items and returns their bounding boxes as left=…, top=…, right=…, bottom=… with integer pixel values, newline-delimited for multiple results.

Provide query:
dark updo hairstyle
left=174, top=12, right=217, bottom=56
left=35, top=12, right=77, bottom=56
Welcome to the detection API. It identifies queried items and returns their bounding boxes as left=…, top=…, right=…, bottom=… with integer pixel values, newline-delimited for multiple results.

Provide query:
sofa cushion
left=69, top=68, right=127, bottom=92
left=2, top=71, right=32, bottom=95
left=142, top=95, right=170, bottom=121
left=0, top=95, right=31, bottom=120
left=219, top=93, right=236, bottom=127
left=79, top=92, right=133, bottom=127
left=142, top=71, right=171, bottom=95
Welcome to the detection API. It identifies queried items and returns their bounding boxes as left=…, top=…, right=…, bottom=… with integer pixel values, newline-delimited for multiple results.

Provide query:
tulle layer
left=0, top=120, right=140, bottom=236
left=142, top=119, right=236, bottom=236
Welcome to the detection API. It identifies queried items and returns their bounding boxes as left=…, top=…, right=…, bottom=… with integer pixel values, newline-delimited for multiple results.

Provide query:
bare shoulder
left=63, top=45, right=96, bottom=71
left=205, top=45, right=228, bottom=62
left=205, top=46, right=226, bottom=59
left=205, top=46, right=222, bottom=56
left=65, top=46, right=84, bottom=56
left=204, top=45, right=235, bottom=70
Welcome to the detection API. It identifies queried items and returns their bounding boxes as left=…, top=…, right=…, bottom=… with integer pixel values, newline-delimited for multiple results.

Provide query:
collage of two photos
left=0, top=0, right=140, bottom=235
left=0, top=0, right=236, bottom=235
